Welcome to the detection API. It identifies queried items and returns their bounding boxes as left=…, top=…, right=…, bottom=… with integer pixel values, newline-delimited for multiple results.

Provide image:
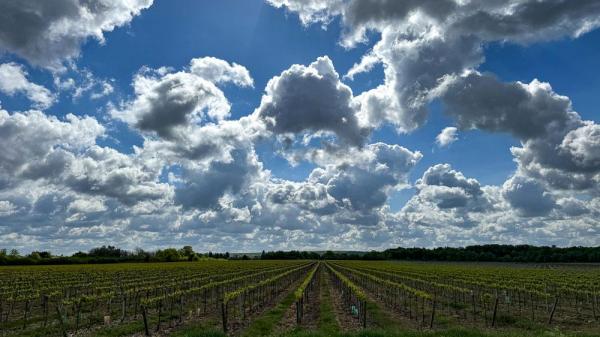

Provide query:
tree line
left=0, top=245, right=230, bottom=265
left=1, top=244, right=599, bottom=265
left=261, top=245, right=600, bottom=263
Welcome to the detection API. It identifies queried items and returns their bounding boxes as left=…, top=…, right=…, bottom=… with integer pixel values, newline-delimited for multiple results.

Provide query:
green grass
left=318, top=267, right=339, bottom=335
left=241, top=285, right=299, bottom=337
left=274, top=330, right=600, bottom=337
left=88, top=320, right=145, bottom=337
left=362, top=299, right=405, bottom=332
left=174, top=327, right=600, bottom=337
left=4, top=319, right=145, bottom=337
left=171, top=326, right=225, bottom=337
left=171, top=280, right=302, bottom=337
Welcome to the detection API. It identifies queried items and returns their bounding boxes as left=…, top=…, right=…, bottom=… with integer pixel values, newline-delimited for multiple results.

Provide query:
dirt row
left=279, top=267, right=322, bottom=333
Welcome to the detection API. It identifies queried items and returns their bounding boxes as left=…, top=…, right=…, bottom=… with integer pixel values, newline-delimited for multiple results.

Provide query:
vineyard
left=0, top=260, right=599, bottom=337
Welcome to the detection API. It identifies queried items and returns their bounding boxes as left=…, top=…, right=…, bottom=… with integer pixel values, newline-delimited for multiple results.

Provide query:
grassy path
left=240, top=290, right=297, bottom=337
left=316, top=266, right=340, bottom=335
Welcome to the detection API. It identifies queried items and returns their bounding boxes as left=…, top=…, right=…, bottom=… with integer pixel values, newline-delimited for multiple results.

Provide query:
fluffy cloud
left=557, top=197, right=589, bottom=217
left=559, top=124, right=600, bottom=170
left=64, top=146, right=171, bottom=206
left=56, top=68, right=115, bottom=101
left=0, top=0, right=153, bottom=70
left=502, top=175, right=556, bottom=217
left=175, top=149, right=263, bottom=210
left=255, top=56, right=369, bottom=147
left=189, top=57, right=253, bottom=87
left=270, top=0, right=600, bottom=133
left=0, top=106, right=172, bottom=211
left=322, top=143, right=421, bottom=213
left=411, top=164, right=486, bottom=211
left=266, top=0, right=345, bottom=25
left=112, top=58, right=253, bottom=139
left=436, top=127, right=458, bottom=147
left=440, top=72, right=600, bottom=192
left=0, top=63, right=54, bottom=109
left=397, top=165, right=598, bottom=246
left=442, top=72, right=577, bottom=140
left=0, top=200, right=16, bottom=216
left=514, top=126, right=600, bottom=191
left=418, top=164, right=482, bottom=196
left=449, top=0, right=600, bottom=43
left=0, top=109, right=103, bottom=184
left=265, top=143, right=421, bottom=228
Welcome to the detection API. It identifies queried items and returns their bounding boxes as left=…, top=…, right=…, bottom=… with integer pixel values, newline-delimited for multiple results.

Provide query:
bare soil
left=325, top=271, right=362, bottom=332
left=280, top=271, right=321, bottom=333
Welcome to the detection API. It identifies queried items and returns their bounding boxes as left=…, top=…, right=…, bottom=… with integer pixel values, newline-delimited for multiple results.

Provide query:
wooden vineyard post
left=179, top=295, right=184, bottom=323
left=169, top=298, right=174, bottom=328
left=22, top=299, right=30, bottom=329
left=55, top=304, right=68, bottom=337
left=241, top=292, right=246, bottom=321
left=491, top=296, right=499, bottom=327
left=107, top=298, right=112, bottom=320
left=155, top=301, right=162, bottom=332
left=430, top=296, right=436, bottom=329
left=592, top=294, right=598, bottom=321
left=296, top=300, right=301, bottom=324
left=362, top=300, right=367, bottom=329
left=471, top=291, right=476, bottom=322
left=141, top=305, right=150, bottom=336
left=421, top=296, right=426, bottom=325
left=203, top=289, right=207, bottom=314
left=530, top=293, right=535, bottom=321
left=548, top=297, right=559, bottom=325
left=120, top=294, right=127, bottom=323
left=42, top=295, right=49, bottom=328
left=75, top=301, right=81, bottom=332
left=221, top=301, right=228, bottom=333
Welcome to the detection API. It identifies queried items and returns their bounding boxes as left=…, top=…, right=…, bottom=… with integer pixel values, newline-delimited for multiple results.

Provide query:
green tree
left=155, top=248, right=182, bottom=262
left=180, top=246, right=195, bottom=261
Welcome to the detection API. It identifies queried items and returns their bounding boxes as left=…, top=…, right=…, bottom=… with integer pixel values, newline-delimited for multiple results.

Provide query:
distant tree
left=9, top=249, right=19, bottom=257
left=89, top=245, right=128, bottom=258
left=72, top=251, right=88, bottom=258
left=36, top=251, right=52, bottom=258
left=180, top=246, right=195, bottom=261
left=322, top=250, right=336, bottom=260
left=155, top=248, right=182, bottom=262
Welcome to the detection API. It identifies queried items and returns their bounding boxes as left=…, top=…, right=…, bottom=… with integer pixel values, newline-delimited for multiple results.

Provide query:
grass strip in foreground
left=318, top=267, right=339, bottom=335
left=240, top=284, right=299, bottom=337
left=275, top=328, right=600, bottom=337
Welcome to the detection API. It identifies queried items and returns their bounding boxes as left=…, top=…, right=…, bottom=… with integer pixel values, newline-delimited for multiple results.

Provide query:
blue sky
left=0, top=0, right=599, bottom=253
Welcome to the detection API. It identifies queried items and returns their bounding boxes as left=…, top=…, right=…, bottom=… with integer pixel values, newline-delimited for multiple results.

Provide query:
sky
left=0, top=0, right=599, bottom=254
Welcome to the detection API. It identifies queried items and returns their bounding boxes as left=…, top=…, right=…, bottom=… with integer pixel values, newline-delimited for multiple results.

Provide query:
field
left=0, top=260, right=599, bottom=337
